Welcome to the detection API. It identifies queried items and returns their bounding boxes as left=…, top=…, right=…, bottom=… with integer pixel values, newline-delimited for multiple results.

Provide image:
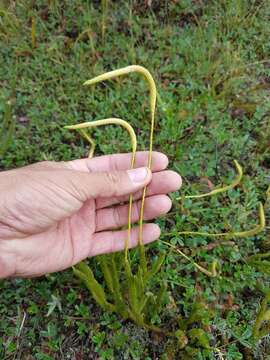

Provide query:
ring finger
left=95, top=194, right=172, bottom=232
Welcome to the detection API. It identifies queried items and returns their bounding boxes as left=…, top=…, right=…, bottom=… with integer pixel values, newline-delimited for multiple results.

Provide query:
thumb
left=68, top=167, right=152, bottom=200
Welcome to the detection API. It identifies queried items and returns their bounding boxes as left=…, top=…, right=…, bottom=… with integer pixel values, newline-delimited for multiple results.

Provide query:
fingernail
left=128, top=167, right=149, bottom=184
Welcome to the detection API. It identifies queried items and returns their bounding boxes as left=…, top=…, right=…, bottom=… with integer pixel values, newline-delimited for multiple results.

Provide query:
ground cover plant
left=0, top=0, right=270, bottom=359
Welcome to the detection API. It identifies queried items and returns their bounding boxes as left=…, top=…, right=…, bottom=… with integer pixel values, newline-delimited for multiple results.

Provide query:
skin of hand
left=0, top=151, right=181, bottom=279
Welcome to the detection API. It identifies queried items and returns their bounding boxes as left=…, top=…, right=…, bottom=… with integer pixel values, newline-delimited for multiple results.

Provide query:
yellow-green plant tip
left=178, top=159, right=243, bottom=200
left=83, top=65, right=156, bottom=167
left=64, top=119, right=136, bottom=151
left=84, top=65, right=156, bottom=94
left=259, top=202, right=265, bottom=228
left=232, top=202, right=265, bottom=237
left=211, top=261, right=218, bottom=277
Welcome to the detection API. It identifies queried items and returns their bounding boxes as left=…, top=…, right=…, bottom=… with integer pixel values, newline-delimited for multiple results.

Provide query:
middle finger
left=96, top=170, right=181, bottom=209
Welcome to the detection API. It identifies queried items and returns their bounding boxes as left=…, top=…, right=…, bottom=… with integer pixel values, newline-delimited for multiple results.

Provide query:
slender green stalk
left=78, top=128, right=96, bottom=158
left=63, top=64, right=268, bottom=339
left=65, top=118, right=137, bottom=274
left=178, top=160, right=242, bottom=200
left=84, top=65, right=157, bottom=274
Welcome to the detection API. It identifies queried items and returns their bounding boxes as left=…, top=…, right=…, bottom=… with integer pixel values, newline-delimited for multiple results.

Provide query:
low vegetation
left=0, top=1, right=270, bottom=359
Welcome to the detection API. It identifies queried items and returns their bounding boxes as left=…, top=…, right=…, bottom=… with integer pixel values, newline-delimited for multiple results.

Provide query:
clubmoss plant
left=65, top=117, right=137, bottom=275
left=83, top=65, right=156, bottom=274
left=66, top=66, right=167, bottom=333
left=65, top=64, right=266, bottom=345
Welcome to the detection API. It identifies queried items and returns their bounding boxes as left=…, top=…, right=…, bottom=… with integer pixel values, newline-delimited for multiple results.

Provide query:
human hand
left=0, top=152, right=181, bottom=278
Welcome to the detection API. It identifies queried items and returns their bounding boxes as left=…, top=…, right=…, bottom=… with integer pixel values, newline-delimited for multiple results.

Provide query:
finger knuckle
left=113, top=207, right=122, bottom=229
left=104, top=171, right=122, bottom=196
left=133, top=201, right=141, bottom=222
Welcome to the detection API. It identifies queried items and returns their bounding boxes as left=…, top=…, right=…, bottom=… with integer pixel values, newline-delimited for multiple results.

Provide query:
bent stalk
left=84, top=65, right=157, bottom=274
left=65, top=118, right=137, bottom=274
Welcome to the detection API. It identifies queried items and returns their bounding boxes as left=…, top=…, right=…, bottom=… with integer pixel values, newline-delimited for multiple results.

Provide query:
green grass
left=0, top=0, right=270, bottom=358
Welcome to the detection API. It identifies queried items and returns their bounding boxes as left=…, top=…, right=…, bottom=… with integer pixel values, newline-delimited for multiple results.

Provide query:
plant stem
left=65, top=117, right=137, bottom=275
left=83, top=65, right=157, bottom=274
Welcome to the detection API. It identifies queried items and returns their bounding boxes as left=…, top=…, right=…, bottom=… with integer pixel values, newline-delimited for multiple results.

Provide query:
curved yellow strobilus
left=169, top=202, right=265, bottom=239
left=65, top=118, right=137, bottom=271
left=161, top=240, right=218, bottom=277
left=65, top=118, right=136, bottom=159
left=178, top=160, right=243, bottom=200
left=83, top=65, right=157, bottom=273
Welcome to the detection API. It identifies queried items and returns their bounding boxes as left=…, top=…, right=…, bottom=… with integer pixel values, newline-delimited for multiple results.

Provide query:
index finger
left=65, top=151, right=168, bottom=173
